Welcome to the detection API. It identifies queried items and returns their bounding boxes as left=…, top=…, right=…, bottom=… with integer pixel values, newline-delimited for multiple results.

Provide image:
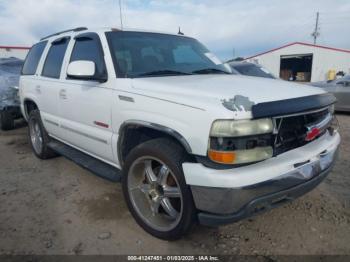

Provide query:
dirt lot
left=0, top=114, right=349, bottom=256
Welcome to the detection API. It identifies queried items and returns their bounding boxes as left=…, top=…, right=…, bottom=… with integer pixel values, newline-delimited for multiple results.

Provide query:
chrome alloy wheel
left=29, top=119, right=43, bottom=154
left=127, top=156, right=183, bottom=231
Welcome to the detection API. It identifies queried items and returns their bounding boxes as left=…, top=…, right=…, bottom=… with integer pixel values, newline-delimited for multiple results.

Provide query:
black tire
left=28, top=109, right=57, bottom=159
left=122, top=138, right=196, bottom=240
left=0, top=110, right=15, bottom=131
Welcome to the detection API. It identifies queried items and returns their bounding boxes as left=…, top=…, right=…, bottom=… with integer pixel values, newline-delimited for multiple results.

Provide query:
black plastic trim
left=117, top=120, right=193, bottom=166
left=252, top=93, right=336, bottom=119
left=197, top=162, right=334, bottom=226
left=40, top=27, right=87, bottom=40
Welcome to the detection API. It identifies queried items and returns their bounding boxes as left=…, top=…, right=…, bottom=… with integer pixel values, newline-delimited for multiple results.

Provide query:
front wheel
left=122, top=138, right=196, bottom=240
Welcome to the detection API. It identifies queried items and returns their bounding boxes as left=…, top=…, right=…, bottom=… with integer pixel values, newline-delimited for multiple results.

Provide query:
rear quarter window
left=21, top=41, right=47, bottom=75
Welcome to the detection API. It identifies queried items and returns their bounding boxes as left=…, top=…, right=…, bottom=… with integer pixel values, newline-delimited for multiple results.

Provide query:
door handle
left=59, top=89, right=67, bottom=99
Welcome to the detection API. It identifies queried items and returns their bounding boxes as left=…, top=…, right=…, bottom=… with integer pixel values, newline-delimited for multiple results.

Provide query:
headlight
left=208, top=147, right=273, bottom=164
left=208, top=118, right=274, bottom=165
left=210, top=118, right=273, bottom=137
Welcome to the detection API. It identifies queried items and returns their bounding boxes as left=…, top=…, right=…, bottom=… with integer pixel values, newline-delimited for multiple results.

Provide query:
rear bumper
left=183, top=131, right=340, bottom=226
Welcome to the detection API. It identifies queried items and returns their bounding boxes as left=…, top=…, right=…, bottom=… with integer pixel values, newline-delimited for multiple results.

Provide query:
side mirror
left=67, top=60, right=96, bottom=80
left=67, top=60, right=107, bottom=82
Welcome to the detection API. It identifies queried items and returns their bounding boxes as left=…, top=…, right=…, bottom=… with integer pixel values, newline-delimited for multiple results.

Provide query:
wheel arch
left=23, top=98, right=39, bottom=119
left=117, top=120, right=193, bottom=166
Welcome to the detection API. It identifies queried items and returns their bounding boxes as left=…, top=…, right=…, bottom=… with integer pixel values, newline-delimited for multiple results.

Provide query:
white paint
left=246, top=43, right=350, bottom=82
left=19, top=28, right=339, bottom=190
left=67, top=60, right=95, bottom=77
left=183, top=131, right=340, bottom=188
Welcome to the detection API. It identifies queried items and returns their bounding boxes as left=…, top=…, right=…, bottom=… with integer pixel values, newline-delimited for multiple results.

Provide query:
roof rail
left=40, top=27, right=88, bottom=41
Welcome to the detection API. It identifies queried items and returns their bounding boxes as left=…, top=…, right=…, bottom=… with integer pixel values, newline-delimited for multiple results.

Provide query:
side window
left=114, top=50, right=133, bottom=73
left=69, top=36, right=106, bottom=78
left=41, top=37, right=70, bottom=79
left=21, top=41, right=47, bottom=75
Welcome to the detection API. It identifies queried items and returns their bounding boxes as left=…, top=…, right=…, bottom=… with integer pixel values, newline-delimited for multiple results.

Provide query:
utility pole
left=311, top=12, right=320, bottom=44
left=119, top=0, right=123, bottom=29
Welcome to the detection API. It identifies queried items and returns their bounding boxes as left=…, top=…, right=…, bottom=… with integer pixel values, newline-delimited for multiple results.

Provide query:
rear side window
left=70, top=36, right=106, bottom=77
left=42, top=37, right=70, bottom=78
left=21, top=41, right=47, bottom=75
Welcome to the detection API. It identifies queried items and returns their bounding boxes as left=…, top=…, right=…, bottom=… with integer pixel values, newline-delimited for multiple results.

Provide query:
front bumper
left=183, top=131, right=340, bottom=226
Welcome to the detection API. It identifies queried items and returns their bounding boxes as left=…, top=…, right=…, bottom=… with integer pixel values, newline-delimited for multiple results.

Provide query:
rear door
left=57, top=32, right=115, bottom=163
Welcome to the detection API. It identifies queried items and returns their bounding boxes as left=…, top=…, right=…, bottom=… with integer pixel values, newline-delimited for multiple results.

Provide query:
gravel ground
left=0, top=114, right=349, bottom=256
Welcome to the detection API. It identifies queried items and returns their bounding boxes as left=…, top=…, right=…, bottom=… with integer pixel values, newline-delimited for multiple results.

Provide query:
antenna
left=119, top=0, right=123, bottom=29
left=311, top=12, right=320, bottom=44
left=178, top=27, right=184, bottom=35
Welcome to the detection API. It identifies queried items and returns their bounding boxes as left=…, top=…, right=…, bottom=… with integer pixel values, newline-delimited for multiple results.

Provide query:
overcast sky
left=0, top=0, right=349, bottom=60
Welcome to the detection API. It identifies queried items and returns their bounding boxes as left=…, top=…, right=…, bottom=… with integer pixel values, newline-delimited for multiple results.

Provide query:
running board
left=47, top=140, right=122, bottom=182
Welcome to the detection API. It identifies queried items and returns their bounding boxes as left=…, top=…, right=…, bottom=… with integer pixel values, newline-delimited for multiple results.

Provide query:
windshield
left=105, top=31, right=231, bottom=78
left=231, top=63, right=275, bottom=79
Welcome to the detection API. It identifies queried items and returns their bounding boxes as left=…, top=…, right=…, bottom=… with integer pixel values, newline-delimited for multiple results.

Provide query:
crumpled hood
left=131, top=74, right=325, bottom=111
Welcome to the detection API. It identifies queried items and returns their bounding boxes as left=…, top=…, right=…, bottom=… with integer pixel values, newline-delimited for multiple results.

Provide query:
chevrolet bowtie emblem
left=305, top=127, right=320, bottom=141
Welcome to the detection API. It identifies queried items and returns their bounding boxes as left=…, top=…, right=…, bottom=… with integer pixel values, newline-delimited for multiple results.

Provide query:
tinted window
left=106, top=31, right=230, bottom=78
left=70, top=37, right=106, bottom=77
left=173, top=45, right=203, bottom=63
left=21, top=41, right=47, bottom=75
left=42, top=37, right=70, bottom=78
left=232, top=64, right=275, bottom=79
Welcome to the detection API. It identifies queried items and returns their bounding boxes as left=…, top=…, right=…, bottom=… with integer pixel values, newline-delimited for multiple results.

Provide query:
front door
left=57, top=33, right=115, bottom=163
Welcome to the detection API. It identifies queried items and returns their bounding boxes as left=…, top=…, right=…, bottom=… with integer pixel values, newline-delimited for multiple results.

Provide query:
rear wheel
left=28, top=109, right=57, bottom=159
left=0, top=110, right=15, bottom=131
left=122, top=138, right=196, bottom=240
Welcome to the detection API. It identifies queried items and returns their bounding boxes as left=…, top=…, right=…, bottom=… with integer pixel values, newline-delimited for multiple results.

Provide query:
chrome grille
left=273, top=108, right=332, bottom=155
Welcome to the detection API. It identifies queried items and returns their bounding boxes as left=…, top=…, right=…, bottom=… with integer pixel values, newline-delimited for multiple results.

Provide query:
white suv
left=20, top=27, right=340, bottom=240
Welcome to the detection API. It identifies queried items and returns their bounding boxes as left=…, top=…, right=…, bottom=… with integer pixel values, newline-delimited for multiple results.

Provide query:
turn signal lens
left=208, top=146, right=273, bottom=164
left=208, top=150, right=236, bottom=164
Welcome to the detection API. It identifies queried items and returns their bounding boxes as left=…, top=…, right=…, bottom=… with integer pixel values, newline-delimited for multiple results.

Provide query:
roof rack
left=40, top=27, right=88, bottom=41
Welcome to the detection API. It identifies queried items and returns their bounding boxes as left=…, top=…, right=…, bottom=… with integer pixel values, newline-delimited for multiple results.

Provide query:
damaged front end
left=204, top=93, right=337, bottom=168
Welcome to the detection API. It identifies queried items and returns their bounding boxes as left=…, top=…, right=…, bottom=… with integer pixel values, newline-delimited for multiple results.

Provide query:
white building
left=0, top=45, right=30, bottom=60
left=245, top=42, right=350, bottom=82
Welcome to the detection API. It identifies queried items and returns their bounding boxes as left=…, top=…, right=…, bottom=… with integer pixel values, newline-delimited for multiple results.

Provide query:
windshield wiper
left=192, top=68, right=230, bottom=74
left=136, top=70, right=192, bottom=77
